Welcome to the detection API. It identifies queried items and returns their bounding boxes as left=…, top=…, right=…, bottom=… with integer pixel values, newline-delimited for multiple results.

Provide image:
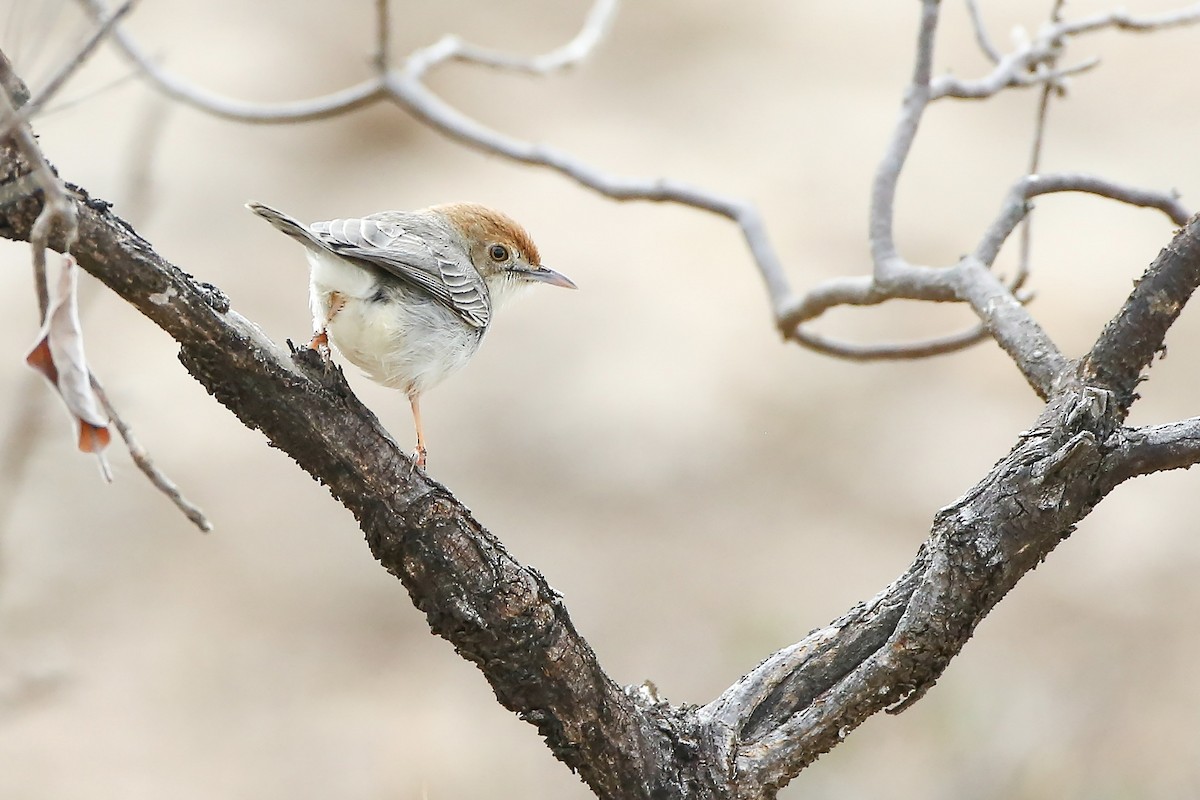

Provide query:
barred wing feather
left=310, top=217, right=490, bottom=328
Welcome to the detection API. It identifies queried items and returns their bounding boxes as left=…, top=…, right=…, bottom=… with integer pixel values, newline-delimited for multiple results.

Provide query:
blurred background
left=1, top=1, right=1199, bottom=798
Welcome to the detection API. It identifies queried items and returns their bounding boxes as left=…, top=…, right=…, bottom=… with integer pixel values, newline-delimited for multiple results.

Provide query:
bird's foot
left=409, top=445, right=428, bottom=475
left=308, top=330, right=331, bottom=358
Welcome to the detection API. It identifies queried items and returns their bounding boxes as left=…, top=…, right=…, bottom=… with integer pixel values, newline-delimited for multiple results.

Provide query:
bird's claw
left=409, top=445, right=428, bottom=475
left=308, top=330, right=331, bottom=358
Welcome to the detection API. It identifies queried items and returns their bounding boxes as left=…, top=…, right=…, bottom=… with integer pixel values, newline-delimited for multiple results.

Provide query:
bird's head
left=434, top=202, right=576, bottom=308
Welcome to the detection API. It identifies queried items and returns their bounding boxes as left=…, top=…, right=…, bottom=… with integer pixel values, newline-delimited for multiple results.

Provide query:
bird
left=246, top=201, right=576, bottom=469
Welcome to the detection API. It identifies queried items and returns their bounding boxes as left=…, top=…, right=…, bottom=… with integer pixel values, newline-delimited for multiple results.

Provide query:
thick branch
left=1083, top=214, right=1200, bottom=410
left=17, top=5, right=1200, bottom=798
left=9, top=156, right=1199, bottom=798
left=0, top=137, right=687, bottom=800
left=696, top=208, right=1200, bottom=789
left=702, top=381, right=1131, bottom=793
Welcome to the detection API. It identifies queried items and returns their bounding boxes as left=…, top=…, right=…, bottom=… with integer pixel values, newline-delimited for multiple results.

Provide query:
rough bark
left=4, top=126, right=1199, bottom=798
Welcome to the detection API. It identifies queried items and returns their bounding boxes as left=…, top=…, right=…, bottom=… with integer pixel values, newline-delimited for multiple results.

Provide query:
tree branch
left=0, top=0, right=134, bottom=140
left=8, top=119, right=1200, bottom=800
left=13, top=4, right=1200, bottom=797
left=1083, top=214, right=1200, bottom=410
left=869, top=0, right=938, bottom=273
left=89, top=374, right=212, bottom=532
left=963, top=0, right=1001, bottom=63
left=0, top=123, right=697, bottom=800
left=79, top=0, right=804, bottom=346
left=788, top=323, right=989, bottom=361
left=931, top=3, right=1200, bottom=101
left=1102, top=418, right=1200, bottom=485
left=1013, top=0, right=1067, bottom=294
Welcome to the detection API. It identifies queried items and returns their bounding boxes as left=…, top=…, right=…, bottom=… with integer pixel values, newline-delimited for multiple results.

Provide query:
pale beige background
left=1, top=1, right=1199, bottom=798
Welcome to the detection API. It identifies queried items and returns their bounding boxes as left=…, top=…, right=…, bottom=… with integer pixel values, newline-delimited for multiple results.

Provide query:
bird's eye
left=488, top=244, right=510, bottom=262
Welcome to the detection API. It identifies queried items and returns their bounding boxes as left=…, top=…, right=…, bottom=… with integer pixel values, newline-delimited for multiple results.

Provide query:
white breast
left=305, top=250, right=483, bottom=396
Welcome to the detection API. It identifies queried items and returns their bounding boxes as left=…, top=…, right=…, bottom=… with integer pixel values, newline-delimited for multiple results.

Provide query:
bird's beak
left=524, top=266, right=577, bottom=289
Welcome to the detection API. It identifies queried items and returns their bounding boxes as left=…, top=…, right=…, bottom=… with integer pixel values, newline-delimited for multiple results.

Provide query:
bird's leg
left=308, top=291, right=346, bottom=354
left=307, top=329, right=329, bottom=352
left=409, top=393, right=428, bottom=471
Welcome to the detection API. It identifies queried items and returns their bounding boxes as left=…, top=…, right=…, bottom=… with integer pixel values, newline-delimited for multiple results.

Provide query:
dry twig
left=90, top=376, right=213, bottom=532
left=0, top=5, right=208, bottom=530
left=80, top=0, right=1200, bottom=381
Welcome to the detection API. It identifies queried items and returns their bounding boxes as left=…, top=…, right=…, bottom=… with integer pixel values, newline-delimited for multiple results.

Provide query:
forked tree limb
left=7, top=0, right=1200, bottom=794
left=5, top=108, right=1200, bottom=800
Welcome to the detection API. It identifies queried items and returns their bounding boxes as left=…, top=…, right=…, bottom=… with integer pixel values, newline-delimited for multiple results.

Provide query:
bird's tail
left=246, top=202, right=324, bottom=251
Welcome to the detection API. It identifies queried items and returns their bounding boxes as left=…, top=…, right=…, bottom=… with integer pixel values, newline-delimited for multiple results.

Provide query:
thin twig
left=869, top=0, right=939, bottom=272
left=932, top=2, right=1200, bottom=101
left=790, top=323, right=989, bottom=361
left=80, top=0, right=1200, bottom=380
left=0, top=64, right=75, bottom=320
left=0, top=0, right=134, bottom=142
left=964, top=0, right=1001, bottom=63
left=1014, top=83, right=1054, bottom=291
left=90, top=375, right=213, bottom=532
left=422, top=0, right=620, bottom=75
left=976, top=172, right=1191, bottom=267
left=2, top=36, right=210, bottom=527
left=1014, top=0, right=1069, bottom=292
left=373, top=0, right=390, bottom=72
left=932, top=56, right=1098, bottom=100
left=78, top=0, right=386, bottom=122
left=1062, top=4, right=1200, bottom=35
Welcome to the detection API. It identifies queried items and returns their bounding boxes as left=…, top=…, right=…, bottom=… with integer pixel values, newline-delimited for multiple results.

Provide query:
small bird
left=247, top=201, right=576, bottom=469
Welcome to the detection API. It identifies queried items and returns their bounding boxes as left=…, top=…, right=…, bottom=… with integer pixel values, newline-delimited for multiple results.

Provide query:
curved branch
left=82, top=0, right=386, bottom=122
left=412, top=0, right=620, bottom=75
left=385, top=70, right=798, bottom=321
left=976, top=172, right=1191, bottom=266
left=788, top=323, right=989, bottom=361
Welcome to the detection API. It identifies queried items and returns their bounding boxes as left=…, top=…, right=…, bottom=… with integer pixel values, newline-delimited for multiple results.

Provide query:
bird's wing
left=310, top=216, right=490, bottom=328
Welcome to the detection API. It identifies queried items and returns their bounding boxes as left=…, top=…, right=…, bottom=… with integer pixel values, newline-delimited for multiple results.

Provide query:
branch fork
left=5, top=0, right=1200, bottom=796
